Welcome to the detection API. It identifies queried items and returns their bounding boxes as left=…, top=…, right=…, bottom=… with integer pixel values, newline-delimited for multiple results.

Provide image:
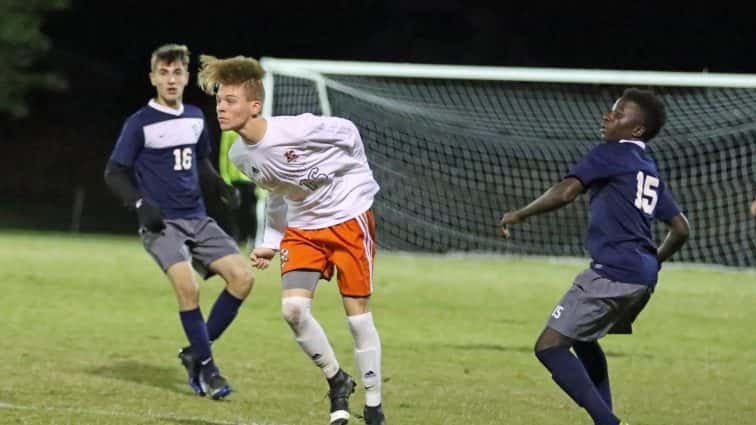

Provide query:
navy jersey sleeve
left=109, top=115, right=144, bottom=166
left=654, top=182, right=682, bottom=220
left=566, top=144, right=615, bottom=188
left=195, top=121, right=211, bottom=160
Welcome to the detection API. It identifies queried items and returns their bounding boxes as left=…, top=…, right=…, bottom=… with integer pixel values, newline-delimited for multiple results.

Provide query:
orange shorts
left=280, top=210, right=376, bottom=297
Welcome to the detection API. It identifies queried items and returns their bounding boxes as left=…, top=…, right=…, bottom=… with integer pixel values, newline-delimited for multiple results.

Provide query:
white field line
left=0, top=400, right=288, bottom=425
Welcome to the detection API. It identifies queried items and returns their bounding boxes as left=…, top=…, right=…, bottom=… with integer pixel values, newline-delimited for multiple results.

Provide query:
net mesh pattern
left=267, top=73, right=756, bottom=267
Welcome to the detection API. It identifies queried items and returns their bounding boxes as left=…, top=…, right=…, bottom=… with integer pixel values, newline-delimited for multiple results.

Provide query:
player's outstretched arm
left=500, top=177, right=584, bottom=237
left=751, top=199, right=756, bottom=217
left=657, top=213, right=690, bottom=264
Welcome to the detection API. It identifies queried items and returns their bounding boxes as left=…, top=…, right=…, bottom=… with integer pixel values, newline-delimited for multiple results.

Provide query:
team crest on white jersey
left=284, top=150, right=299, bottom=163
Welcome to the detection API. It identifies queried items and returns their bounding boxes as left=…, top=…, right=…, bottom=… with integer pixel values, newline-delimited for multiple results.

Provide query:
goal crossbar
left=260, top=57, right=756, bottom=88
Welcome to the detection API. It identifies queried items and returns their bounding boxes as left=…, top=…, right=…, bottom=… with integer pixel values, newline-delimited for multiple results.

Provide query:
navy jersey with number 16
left=567, top=139, right=681, bottom=286
left=109, top=99, right=210, bottom=219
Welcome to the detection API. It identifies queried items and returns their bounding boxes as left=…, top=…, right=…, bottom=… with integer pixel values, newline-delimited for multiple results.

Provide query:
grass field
left=0, top=231, right=754, bottom=425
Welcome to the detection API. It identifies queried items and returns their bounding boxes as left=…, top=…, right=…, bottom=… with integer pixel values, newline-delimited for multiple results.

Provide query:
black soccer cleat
left=328, top=369, right=356, bottom=425
left=199, top=370, right=233, bottom=400
left=178, top=346, right=205, bottom=396
left=363, top=405, right=386, bottom=425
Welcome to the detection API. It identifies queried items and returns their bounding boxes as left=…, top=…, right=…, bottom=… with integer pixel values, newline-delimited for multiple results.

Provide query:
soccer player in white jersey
left=104, top=44, right=254, bottom=400
left=198, top=54, right=387, bottom=425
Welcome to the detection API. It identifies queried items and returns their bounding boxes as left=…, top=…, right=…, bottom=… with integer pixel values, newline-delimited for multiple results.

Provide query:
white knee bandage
left=282, top=296, right=340, bottom=378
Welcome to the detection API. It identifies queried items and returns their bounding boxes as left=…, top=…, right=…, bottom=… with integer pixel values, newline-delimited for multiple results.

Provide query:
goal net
left=260, top=58, right=756, bottom=267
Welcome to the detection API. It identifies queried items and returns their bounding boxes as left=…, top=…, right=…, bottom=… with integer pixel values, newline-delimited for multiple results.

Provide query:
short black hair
left=621, top=88, right=667, bottom=141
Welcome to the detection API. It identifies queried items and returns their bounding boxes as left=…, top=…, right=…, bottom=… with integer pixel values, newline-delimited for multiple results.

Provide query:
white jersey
left=229, top=113, right=380, bottom=249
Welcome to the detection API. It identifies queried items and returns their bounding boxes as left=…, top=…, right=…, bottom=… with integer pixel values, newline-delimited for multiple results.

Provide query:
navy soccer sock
left=574, top=341, right=612, bottom=409
left=536, top=346, right=619, bottom=425
left=206, top=289, right=244, bottom=342
left=179, top=308, right=218, bottom=375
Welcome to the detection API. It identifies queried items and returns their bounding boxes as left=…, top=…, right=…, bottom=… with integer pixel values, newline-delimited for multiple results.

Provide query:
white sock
left=347, top=312, right=382, bottom=407
left=282, top=296, right=340, bottom=379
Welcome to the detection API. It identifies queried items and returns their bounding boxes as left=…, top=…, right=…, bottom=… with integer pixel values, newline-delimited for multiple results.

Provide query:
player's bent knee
left=227, top=266, right=254, bottom=298
left=281, top=297, right=310, bottom=328
left=238, top=268, right=255, bottom=292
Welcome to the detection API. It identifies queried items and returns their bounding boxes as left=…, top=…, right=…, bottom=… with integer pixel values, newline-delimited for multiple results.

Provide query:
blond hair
left=150, top=44, right=190, bottom=71
left=197, top=55, right=266, bottom=102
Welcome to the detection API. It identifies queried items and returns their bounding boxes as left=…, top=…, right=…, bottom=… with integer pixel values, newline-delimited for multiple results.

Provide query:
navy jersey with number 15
left=567, top=139, right=681, bottom=286
left=109, top=99, right=210, bottom=219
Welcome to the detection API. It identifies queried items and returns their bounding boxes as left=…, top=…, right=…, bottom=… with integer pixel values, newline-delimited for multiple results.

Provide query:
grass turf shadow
left=86, top=360, right=193, bottom=396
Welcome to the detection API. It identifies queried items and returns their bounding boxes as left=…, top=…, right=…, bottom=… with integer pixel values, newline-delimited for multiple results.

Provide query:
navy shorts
left=546, top=268, right=653, bottom=341
left=141, top=217, right=240, bottom=279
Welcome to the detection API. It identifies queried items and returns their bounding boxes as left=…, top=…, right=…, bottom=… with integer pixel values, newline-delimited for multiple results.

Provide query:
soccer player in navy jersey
left=500, top=88, right=690, bottom=425
left=104, top=44, right=254, bottom=400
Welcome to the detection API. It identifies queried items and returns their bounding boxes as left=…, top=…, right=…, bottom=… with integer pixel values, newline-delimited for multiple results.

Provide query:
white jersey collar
left=619, top=139, right=646, bottom=150
left=148, top=99, right=184, bottom=116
